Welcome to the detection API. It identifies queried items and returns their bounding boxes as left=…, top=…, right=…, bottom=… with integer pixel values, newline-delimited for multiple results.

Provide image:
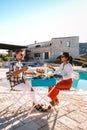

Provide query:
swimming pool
left=0, top=70, right=87, bottom=91
left=74, top=71, right=87, bottom=91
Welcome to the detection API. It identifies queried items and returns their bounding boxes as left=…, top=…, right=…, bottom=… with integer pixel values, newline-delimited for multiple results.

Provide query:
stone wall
left=51, top=36, right=79, bottom=60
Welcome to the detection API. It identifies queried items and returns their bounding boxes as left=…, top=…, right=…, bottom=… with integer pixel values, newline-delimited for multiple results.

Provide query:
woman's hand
left=47, top=65, right=55, bottom=71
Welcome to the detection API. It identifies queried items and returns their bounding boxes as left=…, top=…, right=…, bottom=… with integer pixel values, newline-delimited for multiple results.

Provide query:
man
left=9, top=49, right=49, bottom=112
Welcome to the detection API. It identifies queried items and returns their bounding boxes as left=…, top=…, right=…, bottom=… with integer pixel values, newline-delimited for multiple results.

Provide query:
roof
left=79, top=42, right=87, bottom=44
left=52, top=36, right=79, bottom=39
left=27, top=41, right=50, bottom=47
left=0, top=43, right=27, bottom=50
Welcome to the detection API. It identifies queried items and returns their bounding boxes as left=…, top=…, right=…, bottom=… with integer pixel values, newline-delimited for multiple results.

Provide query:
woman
left=48, top=52, right=73, bottom=106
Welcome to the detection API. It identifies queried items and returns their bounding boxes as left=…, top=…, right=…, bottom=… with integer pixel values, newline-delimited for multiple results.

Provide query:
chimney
left=34, top=41, right=37, bottom=44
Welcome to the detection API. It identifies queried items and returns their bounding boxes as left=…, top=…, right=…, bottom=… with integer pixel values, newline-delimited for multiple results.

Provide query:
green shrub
left=73, top=60, right=83, bottom=66
left=54, top=59, right=61, bottom=64
left=82, top=64, right=87, bottom=68
left=73, top=59, right=87, bottom=66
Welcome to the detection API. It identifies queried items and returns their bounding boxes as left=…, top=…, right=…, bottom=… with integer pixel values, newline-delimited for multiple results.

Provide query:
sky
left=0, top=0, right=87, bottom=46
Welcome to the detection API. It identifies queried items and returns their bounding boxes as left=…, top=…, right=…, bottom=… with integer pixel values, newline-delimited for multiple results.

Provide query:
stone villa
left=1, top=36, right=86, bottom=63
left=27, top=36, right=83, bottom=62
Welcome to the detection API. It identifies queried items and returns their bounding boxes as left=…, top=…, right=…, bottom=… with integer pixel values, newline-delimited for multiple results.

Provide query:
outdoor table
left=31, top=77, right=56, bottom=87
left=24, top=76, right=56, bottom=87
left=23, top=67, right=61, bottom=87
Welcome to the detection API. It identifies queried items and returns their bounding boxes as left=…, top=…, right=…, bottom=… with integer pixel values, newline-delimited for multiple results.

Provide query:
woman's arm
left=62, top=65, right=73, bottom=80
left=47, top=64, right=62, bottom=73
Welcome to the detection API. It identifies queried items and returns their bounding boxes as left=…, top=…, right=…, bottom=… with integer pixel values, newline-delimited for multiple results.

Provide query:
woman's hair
left=62, top=52, right=73, bottom=65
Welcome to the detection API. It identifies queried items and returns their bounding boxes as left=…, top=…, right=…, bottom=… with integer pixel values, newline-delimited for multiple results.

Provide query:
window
left=45, top=52, right=49, bottom=59
left=34, top=53, right=40, bottom=57
left=60, top=41, right=62, bottom=44
left=66, top=41, right=70, bottom=47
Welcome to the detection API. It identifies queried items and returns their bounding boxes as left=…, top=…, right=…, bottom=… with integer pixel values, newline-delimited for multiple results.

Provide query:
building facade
left=27, top=36, right=80, bottom=62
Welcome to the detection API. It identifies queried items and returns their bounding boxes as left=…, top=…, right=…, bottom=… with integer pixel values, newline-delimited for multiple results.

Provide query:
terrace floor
left=0, top=85, right=87, bottom=130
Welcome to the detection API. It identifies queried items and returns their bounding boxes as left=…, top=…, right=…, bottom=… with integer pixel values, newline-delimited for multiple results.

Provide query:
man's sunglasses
left=20, top=54, right=23, bottom=57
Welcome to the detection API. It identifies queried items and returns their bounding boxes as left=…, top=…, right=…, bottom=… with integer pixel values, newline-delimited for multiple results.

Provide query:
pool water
left=79, top=71, right=87, bottom=80
left=73, top=71, right=87, bottom=90
left=77, top=80, right=87, bottom=91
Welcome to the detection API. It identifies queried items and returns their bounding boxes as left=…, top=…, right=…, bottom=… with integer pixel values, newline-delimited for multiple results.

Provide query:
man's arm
left=12, top=67, right=28, bottom=77
left=23, top=71, right=36, bottom=75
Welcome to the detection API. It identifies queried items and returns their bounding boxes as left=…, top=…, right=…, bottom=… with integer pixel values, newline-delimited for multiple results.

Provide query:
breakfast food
left=36, top=68, right=45, bottom=73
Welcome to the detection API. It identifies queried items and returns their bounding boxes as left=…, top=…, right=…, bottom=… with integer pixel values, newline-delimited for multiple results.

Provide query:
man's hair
left=15, top=49, right=23, bottom=54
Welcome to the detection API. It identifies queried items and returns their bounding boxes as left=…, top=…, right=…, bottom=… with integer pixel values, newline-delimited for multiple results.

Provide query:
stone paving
left=0, top=85, right=87, bottom=130
left=0, top=68, right=87, bottom=130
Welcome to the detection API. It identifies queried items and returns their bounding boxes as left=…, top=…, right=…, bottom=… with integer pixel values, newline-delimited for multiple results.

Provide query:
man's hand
left=29, top=72, right=36, bottom=75
left=23, top=71, right=36, bottom=76
left=12, top=66, right=28, bottom=77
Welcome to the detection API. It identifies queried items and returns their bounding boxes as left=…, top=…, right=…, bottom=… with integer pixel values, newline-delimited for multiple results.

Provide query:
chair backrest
left=6, top=71, right=11, bottom=80
left=72, top=71, right=79, bottom=80
left=72, top=71, right=80, bottom=89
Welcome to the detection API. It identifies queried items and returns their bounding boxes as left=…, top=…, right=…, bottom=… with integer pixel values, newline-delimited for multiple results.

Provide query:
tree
left=0, top=54, right=11, bottom=62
